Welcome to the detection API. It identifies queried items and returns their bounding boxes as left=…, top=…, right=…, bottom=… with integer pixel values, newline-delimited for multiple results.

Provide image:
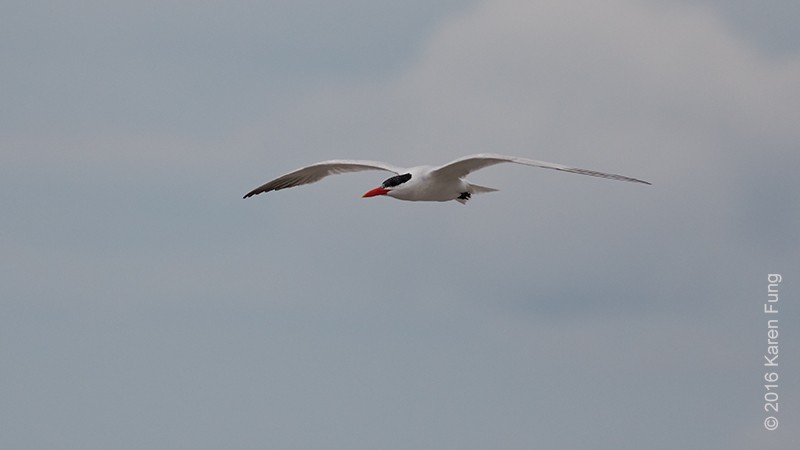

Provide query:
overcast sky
left=1, top=1, right=798, bottom=449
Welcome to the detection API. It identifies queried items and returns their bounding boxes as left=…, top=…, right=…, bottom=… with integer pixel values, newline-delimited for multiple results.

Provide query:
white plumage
left=243, top=153, right=650, bottom=204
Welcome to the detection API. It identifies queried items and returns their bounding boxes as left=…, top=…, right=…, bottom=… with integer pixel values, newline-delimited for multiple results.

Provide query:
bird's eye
left=382, top=173, right=412, bottom=188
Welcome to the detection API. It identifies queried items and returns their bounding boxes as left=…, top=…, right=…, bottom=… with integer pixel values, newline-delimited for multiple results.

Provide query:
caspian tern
left=243, top=153, right=650, bottom=204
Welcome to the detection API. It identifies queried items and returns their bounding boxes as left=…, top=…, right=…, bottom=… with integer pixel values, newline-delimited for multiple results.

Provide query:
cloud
left=249, top=0, right=799, bottom=290
left=3, top=1, right=799, bottom=449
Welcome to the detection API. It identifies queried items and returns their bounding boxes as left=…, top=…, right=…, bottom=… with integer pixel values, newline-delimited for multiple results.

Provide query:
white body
left=386, top=166, right=467, bottom=202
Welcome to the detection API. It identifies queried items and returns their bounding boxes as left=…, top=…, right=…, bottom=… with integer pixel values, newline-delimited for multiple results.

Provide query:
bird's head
left=362, top=173, right=412, bottom=198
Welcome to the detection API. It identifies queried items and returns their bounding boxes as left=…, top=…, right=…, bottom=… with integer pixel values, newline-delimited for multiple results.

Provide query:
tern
left=243, top=153, right=650, bottom=204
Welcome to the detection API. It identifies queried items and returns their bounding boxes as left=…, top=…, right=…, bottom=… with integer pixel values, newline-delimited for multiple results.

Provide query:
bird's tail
left=469, top=183, right=499, bottom=194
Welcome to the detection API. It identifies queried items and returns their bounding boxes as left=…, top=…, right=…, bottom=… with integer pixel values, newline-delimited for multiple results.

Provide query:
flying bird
left=243, top=153, right=650, bottom=204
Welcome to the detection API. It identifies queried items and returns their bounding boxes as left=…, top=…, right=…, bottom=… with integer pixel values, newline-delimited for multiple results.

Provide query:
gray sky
left=1, top=1, right=798, bottom=449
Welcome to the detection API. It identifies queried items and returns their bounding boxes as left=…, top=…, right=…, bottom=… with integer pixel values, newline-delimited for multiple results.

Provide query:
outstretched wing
left=243, top=160, right=403, bottom=198
left=430, top=153, right=651, bottom=185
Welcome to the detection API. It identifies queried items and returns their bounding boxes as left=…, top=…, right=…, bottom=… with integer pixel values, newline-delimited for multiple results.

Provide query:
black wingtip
left=621, top=176, right=651, bottom=185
